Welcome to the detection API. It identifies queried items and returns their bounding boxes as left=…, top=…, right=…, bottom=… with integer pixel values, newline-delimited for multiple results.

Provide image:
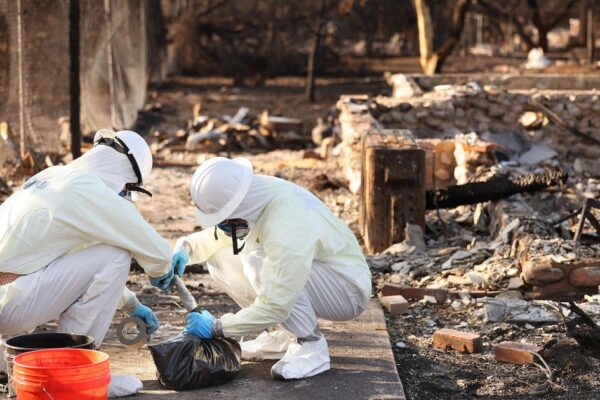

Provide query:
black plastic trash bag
left=149, top=332, right=241, bottom=390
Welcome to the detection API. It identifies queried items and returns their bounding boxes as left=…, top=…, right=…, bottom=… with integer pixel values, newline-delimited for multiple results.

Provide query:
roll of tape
left=116, top=316, right=148, bottom=347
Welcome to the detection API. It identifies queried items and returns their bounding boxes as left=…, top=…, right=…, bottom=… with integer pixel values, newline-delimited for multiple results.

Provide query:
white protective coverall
left=0, top=146, right=172, bottom=346
left=178, top=174, right=371, bottom=378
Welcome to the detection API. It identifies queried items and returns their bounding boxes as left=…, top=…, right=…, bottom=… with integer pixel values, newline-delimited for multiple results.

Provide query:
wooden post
left=476, top=13, right=483, bottom=45
left=508, top=12, right=514, bottom=55
left=360, top=130, right=426, bottom=254
left=16, top=0, right=25, bottom=160
left=588, top=0, right=595, bottom=63
left=69, top=0, right=81, bottom=158
left=104, top=0, right=116, bottom=128
left=140, top=0, right=147, bottom=96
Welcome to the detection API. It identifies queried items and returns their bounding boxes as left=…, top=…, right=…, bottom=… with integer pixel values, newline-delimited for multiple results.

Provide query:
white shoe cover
left=108, top=375, right=143, bottom=398
left=241, top=330, right=296, bottom=361
left=270, top=336, right=330, bottom=380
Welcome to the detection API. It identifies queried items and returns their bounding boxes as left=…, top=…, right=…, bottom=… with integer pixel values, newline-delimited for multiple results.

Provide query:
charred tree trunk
left=434, top=0, right=471, bottom=73
left=528, top=0, right=548, bottom=51
left=306, top=0, right=327, bottom=102
left=426, top=169, right=567, bottom=210
left=412, top=0, right=470, bottom=75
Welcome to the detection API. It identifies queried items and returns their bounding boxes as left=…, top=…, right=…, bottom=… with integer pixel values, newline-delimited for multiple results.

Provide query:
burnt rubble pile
left=331, top=78, right=600, bottom=327
left=148, top=105, right=308, bottom=162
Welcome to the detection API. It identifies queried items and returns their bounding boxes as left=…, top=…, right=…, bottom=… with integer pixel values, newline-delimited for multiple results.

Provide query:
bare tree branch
left=193, top=0, right=229, bottom=19
left=546, top=0, right=580, bottom=29
left=478, top=0, right=536, bottom=50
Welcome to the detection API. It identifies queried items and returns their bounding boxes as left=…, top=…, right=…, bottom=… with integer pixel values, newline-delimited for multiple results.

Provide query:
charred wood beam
left=426, top=169, right=567, bottom=210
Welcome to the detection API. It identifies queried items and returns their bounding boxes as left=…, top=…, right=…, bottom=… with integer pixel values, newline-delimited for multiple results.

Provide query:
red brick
left=381, top=295, right=409, bottom=315
left=569, top=267, right=600, bottom=287
left=432, top=329, right=483, bottom=353
left=494, top=341, right=542, bottom=365
left=381, top=284, right=448, bottom=303
left=381, top=283, right=406, bottom=297
left=521, top=260, right=565, bottom=285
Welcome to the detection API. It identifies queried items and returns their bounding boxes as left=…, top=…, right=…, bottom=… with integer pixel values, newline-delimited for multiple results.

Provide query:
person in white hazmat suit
left=0, top=130, right=174, bottom=372
left=168, top=157, right=371, bottom=380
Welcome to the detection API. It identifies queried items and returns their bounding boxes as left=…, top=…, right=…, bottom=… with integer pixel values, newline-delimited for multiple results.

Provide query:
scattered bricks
left=381, top=284, right=448, bottom=303
left=381, top=295, right=409, bottom=315
left=524, top=279, right=594, bottom=300
left=494, top=341, right=542, bottom=365
left=569, top=267, right=600, bottom=287
left=521, top=260, right=565, bottom=285
left=521, top=257, right=600, bottom=299
left=432, top=329, right=483, bottom=353
left=381, top=283, right=405, bottom=297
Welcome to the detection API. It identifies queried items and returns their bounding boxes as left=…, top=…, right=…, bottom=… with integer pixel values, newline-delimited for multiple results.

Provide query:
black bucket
left=3, top=333, right=94, bottom=396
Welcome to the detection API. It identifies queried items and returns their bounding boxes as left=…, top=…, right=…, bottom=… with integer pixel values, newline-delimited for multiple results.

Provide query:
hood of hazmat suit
left=180, top=168, right=371, bottom=337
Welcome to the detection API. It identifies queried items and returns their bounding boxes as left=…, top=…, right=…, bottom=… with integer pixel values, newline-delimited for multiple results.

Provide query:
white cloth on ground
left=0, top=244, right=131, bottom=346
left=108, top=375, right=143, bottom=398
left=177, top=175, right=371, bottom=337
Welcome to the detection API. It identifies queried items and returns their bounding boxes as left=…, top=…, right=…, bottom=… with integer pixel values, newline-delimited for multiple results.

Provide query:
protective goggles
left=94, top=136, right=152, bottom=197
left=214, top=219, right=249, bottom=255
left=118, top=188, right=132, bottom=201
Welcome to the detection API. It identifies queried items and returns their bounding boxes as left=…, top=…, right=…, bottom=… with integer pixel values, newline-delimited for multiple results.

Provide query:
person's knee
left=315, top=292, right=367, bottom=322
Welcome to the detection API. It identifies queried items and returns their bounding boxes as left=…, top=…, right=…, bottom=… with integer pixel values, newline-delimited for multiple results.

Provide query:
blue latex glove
left=184, top=310, right=214, bottom=339
left=149, top=267, right=174, bottom=292
left=171, top=248, right=189, bottom=277
left=131, top=304, right=160, bottom=335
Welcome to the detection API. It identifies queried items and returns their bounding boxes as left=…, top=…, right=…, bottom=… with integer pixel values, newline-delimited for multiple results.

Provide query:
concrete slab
left=106, top=299, right=405, bottom=399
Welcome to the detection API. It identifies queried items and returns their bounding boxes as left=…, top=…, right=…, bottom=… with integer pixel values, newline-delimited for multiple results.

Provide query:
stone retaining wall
left=337, top=80, right=600, bottom=194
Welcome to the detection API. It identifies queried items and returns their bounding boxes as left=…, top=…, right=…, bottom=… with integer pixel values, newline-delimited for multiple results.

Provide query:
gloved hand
left=149, top=268, right=174, bottom=292
left=171, top=247, right=189, bottom=277
left=131, top=304, right=160, bottom=335
left=184, top=310, right=214, bottom=339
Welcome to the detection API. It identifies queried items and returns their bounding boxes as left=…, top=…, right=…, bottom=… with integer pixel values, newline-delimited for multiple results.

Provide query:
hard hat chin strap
left=94, top=136, right=152, bottom=197
left=125, top=183, right=152, bottom=197
left=214, top=222, right=246, bottom=255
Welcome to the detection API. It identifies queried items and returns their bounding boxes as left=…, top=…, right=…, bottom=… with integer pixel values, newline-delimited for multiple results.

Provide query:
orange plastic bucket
left=12, top=348, right=110, bottom=400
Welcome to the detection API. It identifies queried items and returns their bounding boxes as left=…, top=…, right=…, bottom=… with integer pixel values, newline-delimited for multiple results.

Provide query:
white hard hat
left=93, top=129, right=153, bottom=184
left=190, top=157, right=253, bottom=227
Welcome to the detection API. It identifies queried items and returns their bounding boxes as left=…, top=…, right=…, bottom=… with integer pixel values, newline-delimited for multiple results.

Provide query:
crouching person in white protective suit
left=0, top=130, right=174, bottom=386
left=169, top=157, right=371, bottom=380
